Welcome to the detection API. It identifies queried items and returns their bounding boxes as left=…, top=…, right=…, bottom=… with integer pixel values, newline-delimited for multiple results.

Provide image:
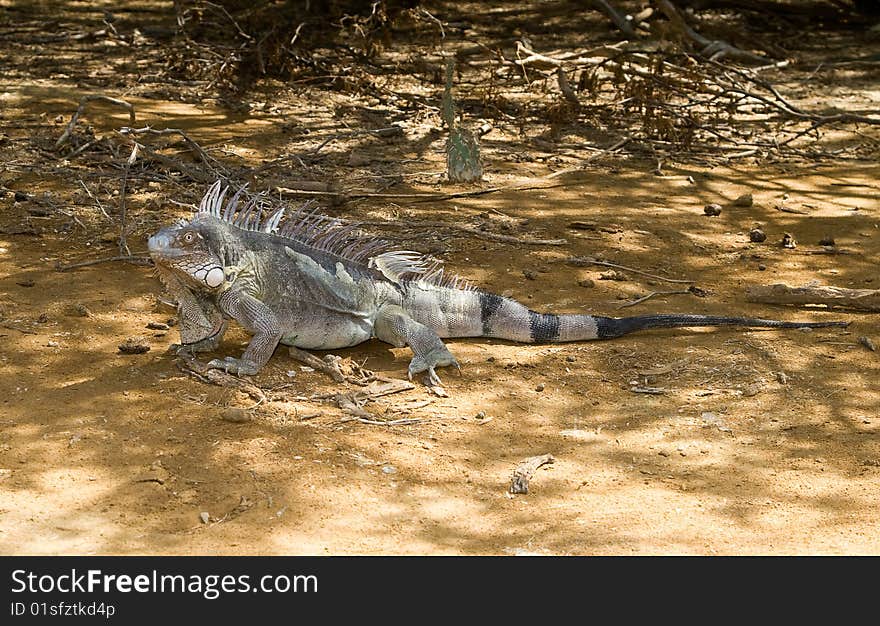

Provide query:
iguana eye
left=183, top=232, right=195, bottom=243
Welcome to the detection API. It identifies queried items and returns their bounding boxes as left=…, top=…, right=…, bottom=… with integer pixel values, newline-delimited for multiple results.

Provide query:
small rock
left=46, top=340, right=60, bottom=348
left=858, top=336, right=876, bottom=352
left=36, top=312, right=49, bottom=323
left=598, top=270, right=626, bottom=281
left=741, top=382, right=762, bottom=397
left=686, top=176, right=695, bottom=184
left=15, top=278, right=35, bottom=287
left=65, top=303, right=92, bottom=317
left=733, top=193, right=753, bottom=207
left=703, top=203, right=722, bottom=216
left=781, top=233, right=797, bottom=249
left=749, top=228, right=766, bottom=243
left=381, top=465, right=397, bottom=475
left=118, top=337, right=150, bottom=354
left=523, top=269, right=538, bottom=280
left=565, top=355, right=576, bottom=362
left=347, top=151, right=371, bottom=167
left=535, top=383, right=545, bottom=392
left=758, top=264, right=767, bottom=271
left=818, top=235, right=835, bottom=246
left=98, top=231, right=118, bottom=244
left=146, top=321, right=170, bottom=330
left=199, top=512, right=210, bottom=524
left=475, top=411, right=486, bottom=420
left=578, top=278, right=595, bottom=288
left=13, top=191, right=29, bottom=203
left=220, top=407, right=251, bottom=423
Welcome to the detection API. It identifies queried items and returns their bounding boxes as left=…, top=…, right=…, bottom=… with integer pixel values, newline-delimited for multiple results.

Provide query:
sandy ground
left=1, top=1, right=879, bottom=555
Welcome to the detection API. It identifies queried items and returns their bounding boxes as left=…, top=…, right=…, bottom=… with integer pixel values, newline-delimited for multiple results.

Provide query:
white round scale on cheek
left=205, top=267, right=225, bottom=287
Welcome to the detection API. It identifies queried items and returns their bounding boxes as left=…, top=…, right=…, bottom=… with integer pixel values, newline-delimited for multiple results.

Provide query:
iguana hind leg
left=374, top=305, right=460, bottom=386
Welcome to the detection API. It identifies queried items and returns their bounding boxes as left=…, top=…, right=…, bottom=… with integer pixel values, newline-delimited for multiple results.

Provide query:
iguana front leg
left=207, top=289, right=282, bottom=375
left=374, top=305, right=460, bottom=386
left=157, top=268, right=228, bottom=353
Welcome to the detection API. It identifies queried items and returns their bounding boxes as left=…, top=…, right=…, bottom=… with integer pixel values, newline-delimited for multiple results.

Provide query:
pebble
left=758, top=264, right=767, bottom=271
left=703, top=203, right=722, bottom=216
left=523, top=269, right=538, bottom=280
left=65, top=303, right=92, bottom=317
left=818, top=236, right=835, bottom=246
left=46, top=340, right=60, bottom=348
left=13, top=191, right=29, bottom=203
left=598, top=270, right=626, bottom=281
left=475, top=411, right=486, bottom=419
left=858, top=336, right=876, bottom=352
left=749, top=228, right=766, bottom=243
left=16, top=278, right=35, bottom=287
left=146, top=321, right=170, bottom=330
left=118, top=337, right=150, bottom=354
left=535, top=383, right=545, bottom=392
left=781, top=233, right=797, bottom=249
left=733, top=193, right=753, bottom=207
left=578, top=278, right=595, bottom=288
left=565, top=355, right=576, bottom=362
left=199, top=512, right=210, bottom=524
left=220, top=407, right=251, bottom=423
left=381, top=465, right=397, bottom=475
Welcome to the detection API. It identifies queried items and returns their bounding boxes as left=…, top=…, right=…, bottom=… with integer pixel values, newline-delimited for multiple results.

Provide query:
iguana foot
left=206, top=356, right=259, bottom=376
left=407, top=349, right=461, bottom=387
left=172, top=334, right=223, bottom=355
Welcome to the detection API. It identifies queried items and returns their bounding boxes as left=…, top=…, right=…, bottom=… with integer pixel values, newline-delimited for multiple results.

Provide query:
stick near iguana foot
left=509, top=454, right=555, bottom=494
left=175, top=353, right=267, bottom=402
left=287, top=346, right=347, bottom=383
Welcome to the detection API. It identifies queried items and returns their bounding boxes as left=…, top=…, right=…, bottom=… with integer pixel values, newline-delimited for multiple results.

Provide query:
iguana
left=148, top=182, right=848, bottom=385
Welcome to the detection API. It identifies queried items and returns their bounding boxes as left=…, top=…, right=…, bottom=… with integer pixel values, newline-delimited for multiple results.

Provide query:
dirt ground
left=1, top=1, right=879, bottom=555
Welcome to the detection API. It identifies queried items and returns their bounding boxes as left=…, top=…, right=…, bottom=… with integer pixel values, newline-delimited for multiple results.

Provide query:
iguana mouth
left=148, top=232, right=185, bottom=259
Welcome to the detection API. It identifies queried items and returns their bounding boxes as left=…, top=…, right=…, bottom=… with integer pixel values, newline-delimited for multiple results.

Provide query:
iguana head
left=148, top=215, right=228, bottom=292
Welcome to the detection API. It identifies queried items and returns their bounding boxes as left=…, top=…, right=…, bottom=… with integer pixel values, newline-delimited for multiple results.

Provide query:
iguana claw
left=407, top=353, right=461, bottom=387
left=206, top=356, right=259, bottom=376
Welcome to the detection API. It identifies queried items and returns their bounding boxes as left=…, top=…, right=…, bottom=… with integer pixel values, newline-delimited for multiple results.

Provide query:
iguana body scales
left=148, top=182, right=847, bottom=385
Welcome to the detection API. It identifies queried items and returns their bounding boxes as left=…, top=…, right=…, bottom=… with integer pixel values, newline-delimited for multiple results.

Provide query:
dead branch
left=55, top=95, right=136, bottom=149
left=118, top=126, right=227, bottom=172
left=567, top=256, right=693, bottom=284
left=55, top=255, right=153, bottom=272
left=509, top=454, right=555, bottom=494
left=590, top=0, right=639, bottom=37
left=656, top=0, right=771, bottom=63
left=117, top=136, right=216, bottom=183
left=175, top=353, right=268, bottom=402
left=287, top=346, right=346, bottom=383
left=618, top=289, right=693, bottom=308
left=746, top=284, right=880, bottom=312
left=357, top=218, right=567, bottom=246
left=118, top=143, right=138, bottom=255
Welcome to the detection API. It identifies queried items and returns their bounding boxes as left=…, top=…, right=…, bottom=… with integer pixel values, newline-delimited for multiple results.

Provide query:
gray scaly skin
left=148, top=183, right=849, bottom=385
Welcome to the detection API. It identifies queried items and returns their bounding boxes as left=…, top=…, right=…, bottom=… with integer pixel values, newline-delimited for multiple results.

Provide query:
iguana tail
left=407, top=289, right=849, bottom=343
